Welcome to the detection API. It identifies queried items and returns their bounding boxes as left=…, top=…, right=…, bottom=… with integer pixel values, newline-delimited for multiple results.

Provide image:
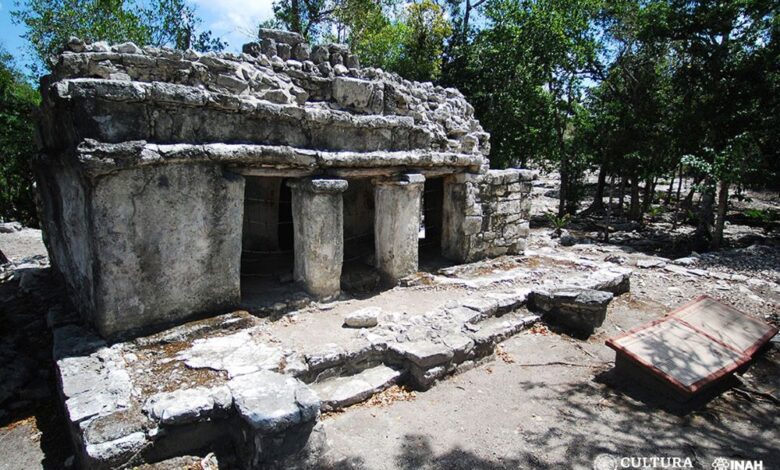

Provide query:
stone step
left=469, top=311, right=541, bottom=353
left=310, top=365, right=402, bottom=411
left=456, top=289, right=530, bottom=323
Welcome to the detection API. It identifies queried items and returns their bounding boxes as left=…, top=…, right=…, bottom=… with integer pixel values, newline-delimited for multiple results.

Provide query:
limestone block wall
left=443, top=169, right=534, bottom=262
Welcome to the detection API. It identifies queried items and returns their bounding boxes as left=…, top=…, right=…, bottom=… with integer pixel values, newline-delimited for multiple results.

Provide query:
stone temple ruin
left=35, top=30, right=533, bottom=340
left=30, top=30, right=556, bottom=469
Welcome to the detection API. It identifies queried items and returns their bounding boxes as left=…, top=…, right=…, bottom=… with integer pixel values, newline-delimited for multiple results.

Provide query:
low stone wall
left=444, top=169, right=534, bottom=262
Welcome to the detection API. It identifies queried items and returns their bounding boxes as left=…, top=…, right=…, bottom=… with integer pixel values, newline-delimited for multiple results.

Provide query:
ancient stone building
left=34, top=30, right=533, bottom=339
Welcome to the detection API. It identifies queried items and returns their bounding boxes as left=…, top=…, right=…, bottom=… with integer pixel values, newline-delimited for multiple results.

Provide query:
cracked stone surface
left=229, top=370, right=320, bottom=433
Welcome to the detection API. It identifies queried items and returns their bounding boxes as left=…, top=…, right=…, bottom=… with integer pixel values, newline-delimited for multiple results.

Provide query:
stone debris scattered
left=41, top=247, right=634, bottom=468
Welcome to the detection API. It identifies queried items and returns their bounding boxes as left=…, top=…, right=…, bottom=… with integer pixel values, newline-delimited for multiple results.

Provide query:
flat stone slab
left=143, top=385, right=232, bottom=425
left=177, top=328, right=287, bottom=378
left=390, top=341, right=454, bottom=368
left=311, top=365, right=401, bottom=411
left=606, top=295, right=778, bottom=397
left=229, top=370, right=320, bottom=434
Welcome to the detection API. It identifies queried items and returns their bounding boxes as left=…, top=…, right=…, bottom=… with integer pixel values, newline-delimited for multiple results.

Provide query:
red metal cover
left=606, top=295, right=778, bottom=395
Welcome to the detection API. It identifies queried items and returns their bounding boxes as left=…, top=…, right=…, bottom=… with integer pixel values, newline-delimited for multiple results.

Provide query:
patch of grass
left=743, top=208, right=778, bottom=224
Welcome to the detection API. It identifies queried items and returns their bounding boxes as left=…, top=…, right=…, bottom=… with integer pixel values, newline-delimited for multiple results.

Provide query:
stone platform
left=36, top=252, right=632, bottom=468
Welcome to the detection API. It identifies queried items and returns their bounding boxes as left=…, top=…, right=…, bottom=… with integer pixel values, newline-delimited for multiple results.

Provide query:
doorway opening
left=240, top=176, right=297, bottom=310
left=419, top=177, right=447, bottom=270
left=341, top=178, right=380, bottom=292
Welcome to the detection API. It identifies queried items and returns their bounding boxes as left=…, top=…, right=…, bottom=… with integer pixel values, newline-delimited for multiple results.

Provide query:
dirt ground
left=316, top=293, right=779, bottom=469
left=0, top=180, right=778, bottom=469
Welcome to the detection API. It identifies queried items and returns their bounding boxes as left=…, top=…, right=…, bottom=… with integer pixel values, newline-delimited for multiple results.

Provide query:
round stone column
left=374, top=174, right=425, bottom=285
left=288, top=178, right=348, bottom=299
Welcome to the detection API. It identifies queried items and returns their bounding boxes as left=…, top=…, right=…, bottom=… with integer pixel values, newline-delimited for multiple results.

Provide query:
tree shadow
left=0, top=272, right=74, bottom=469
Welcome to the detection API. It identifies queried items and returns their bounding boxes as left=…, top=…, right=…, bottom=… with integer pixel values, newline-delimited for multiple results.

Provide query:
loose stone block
left=229, top=370, right=320, bottom=434
left=143, top=385, right=232, bottom=425
left=344, top=307, right=381, bottom=328
left=311, top=365, right=401, bottom=411
left=529, top=288, right=613, bottom=334
left=390, top=340, right=454, bottom=368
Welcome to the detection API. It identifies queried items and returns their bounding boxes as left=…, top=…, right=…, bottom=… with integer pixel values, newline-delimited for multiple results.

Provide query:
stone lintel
left=374, top=173, right=426, bottom=187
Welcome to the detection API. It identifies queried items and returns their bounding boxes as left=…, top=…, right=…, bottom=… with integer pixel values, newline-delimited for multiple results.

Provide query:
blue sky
left=0, top=0, right=277, bottom=73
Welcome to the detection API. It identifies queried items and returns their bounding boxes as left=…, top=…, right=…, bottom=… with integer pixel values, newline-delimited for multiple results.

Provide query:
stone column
left=374, top=174, right=425, bottom=284
left=288, top=178, right=348, bottom=299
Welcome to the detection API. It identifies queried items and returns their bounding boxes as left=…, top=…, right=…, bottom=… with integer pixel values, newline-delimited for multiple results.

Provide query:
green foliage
left=0, top=49, right=40, bottom=226
left=12, top=0, right=225, bottom=75
left=545, top=212, right=572, bottom=231
left=646, top=205, right=665, bottom=219
left=270, top=0, right=451, bottom=81
left=743, top=209, right=777, bottom=224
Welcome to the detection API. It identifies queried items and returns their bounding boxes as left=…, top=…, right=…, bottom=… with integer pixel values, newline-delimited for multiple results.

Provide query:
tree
left=12, top=0, right=225, bottom=75
left=585, top=0, right=679, bottom=220
left=0, top=48, right=40, bottom=226
left=269, top=0, right=451, bottom=81
left=658, top=0, right=778, bottom=249
left=444, top=0, right=601, bottom=214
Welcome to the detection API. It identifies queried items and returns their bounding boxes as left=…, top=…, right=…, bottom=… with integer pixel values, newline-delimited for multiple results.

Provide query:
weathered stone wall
left=443, top=169, right=534, bottom=262
left=33, top=156, right=96, bottom=318
left=89, top=163, right=244, bottom=337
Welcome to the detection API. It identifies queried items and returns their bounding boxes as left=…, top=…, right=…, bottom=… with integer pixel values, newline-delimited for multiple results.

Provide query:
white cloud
left=191, top=0, right=276, bottom=51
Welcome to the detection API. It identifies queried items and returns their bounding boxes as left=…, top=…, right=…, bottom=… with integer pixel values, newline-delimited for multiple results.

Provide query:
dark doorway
left=420, top=177, right=444, bottom=254
left=240, top=176, right=297, bottom=311
left=341, top=178, right=380, bottom=292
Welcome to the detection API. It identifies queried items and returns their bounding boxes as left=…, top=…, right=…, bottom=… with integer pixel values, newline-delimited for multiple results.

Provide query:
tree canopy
left=12, top=0, right=226, bottom=75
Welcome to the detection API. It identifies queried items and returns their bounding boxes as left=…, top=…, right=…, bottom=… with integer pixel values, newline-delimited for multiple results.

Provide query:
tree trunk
left=681, top=176, right=701, bottom=210
left=629, top=176, right=641, bottom=220
left=589, top=165, right=607, bottom=213
left=558, top=160, right=568, bottom=217
left=693, top=177, right=715, bottom=251
left=641, top=177, right=655, bottom=214
left=462, top=0, right=471, bottom=44
left=712, top=179, right=730, bottom=250
left=604, top=175, right=614, bottom=242
left=617, top=177, right=626, bottom=216
left=291, top=0, right=302, bottom=33
left=675, top=165, right=683, bottom=205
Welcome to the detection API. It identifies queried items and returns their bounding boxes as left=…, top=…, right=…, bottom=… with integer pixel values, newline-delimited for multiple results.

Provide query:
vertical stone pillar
left=374, top=174, right=425, bottom=284
left=288, top=178, right=348, bottom=299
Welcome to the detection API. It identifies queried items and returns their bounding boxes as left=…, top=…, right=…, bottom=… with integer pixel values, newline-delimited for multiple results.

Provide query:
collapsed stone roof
left=39, top=30, right=490, bottom=177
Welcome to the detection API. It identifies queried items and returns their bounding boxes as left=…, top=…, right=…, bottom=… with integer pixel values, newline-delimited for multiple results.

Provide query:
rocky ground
left=0, top=181, right=778, bottom=469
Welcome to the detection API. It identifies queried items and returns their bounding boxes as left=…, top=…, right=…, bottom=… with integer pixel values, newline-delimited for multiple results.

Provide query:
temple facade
left=34, top=31, right=534, bottom=339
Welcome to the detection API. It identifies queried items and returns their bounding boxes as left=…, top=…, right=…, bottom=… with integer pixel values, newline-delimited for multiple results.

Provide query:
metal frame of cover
left=606, top=295, right=778, bottom=396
